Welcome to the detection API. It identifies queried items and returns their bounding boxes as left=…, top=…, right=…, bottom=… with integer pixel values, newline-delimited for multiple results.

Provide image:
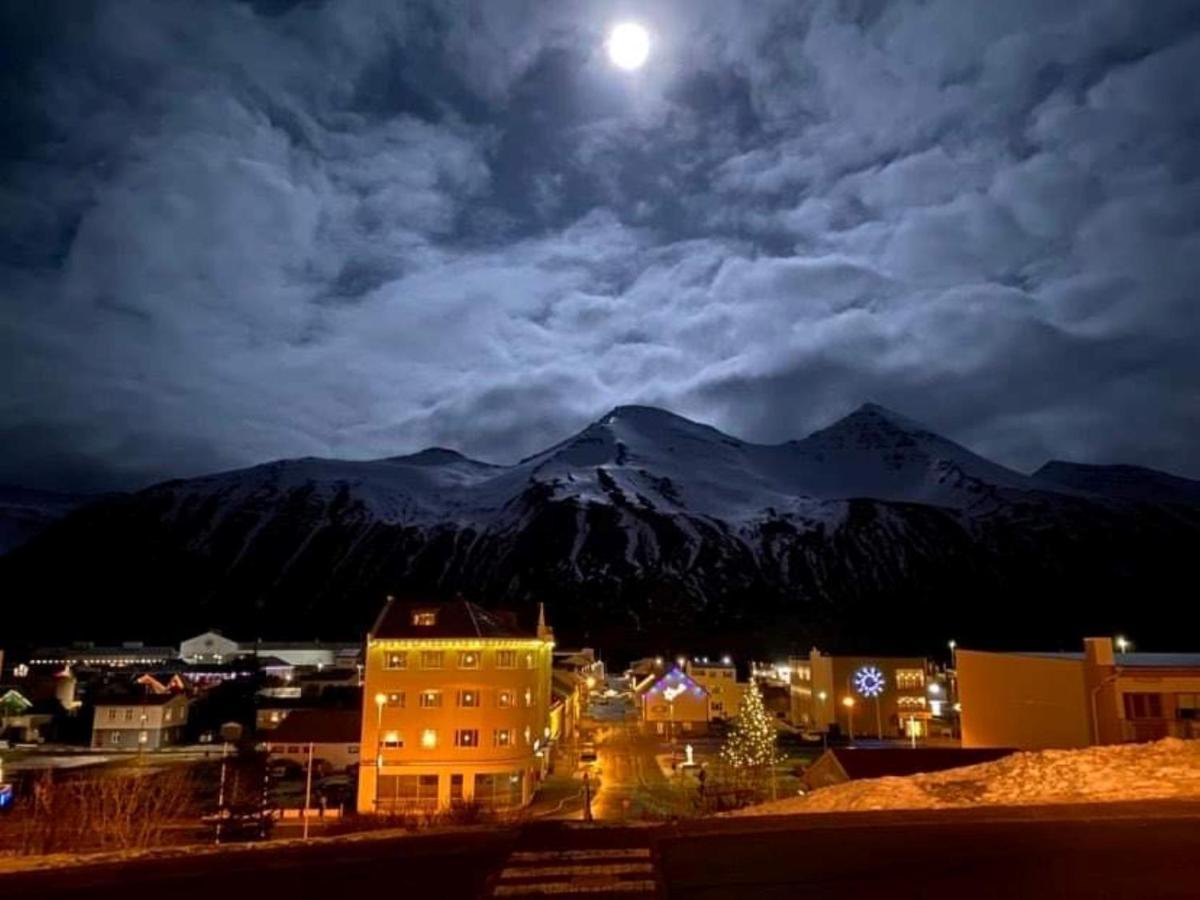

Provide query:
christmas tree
left=719, top=679, right=781, bottom=777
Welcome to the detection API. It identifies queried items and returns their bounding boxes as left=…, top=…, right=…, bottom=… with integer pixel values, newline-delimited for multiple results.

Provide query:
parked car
left=579, top=742, right=598, bottom=764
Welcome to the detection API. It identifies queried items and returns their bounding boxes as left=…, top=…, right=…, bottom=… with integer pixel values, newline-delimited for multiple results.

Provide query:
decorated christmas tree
left=719, top=679, right=781, bottom=779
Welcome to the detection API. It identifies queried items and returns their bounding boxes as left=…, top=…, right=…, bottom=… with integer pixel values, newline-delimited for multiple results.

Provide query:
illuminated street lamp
left=1115, top=636, right=1131, bottom=655
left=817, top=690, right=829, bottom=746
left=842, top=696, right=856, bottom=743
left=373, top=692, right=387, bottom=793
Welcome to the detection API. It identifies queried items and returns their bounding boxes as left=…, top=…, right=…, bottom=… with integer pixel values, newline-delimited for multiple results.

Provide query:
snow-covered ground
left=732, top=739, right=1200, bottom=816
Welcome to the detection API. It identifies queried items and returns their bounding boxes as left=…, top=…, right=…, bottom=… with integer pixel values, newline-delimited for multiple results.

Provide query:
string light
left=719, top=680, right=782, bottom=771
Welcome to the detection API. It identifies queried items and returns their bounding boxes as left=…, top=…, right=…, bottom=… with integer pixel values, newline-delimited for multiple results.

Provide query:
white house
left=179, top=631, right=240, bottom=663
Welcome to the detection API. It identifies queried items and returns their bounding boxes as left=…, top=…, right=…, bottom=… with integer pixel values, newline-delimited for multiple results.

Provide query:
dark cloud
left=2, top=0, right=1199, bottom=491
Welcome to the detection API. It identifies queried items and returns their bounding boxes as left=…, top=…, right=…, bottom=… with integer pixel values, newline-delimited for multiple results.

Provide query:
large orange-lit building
left=959, top=637, right=1200, bottom=749
left=356, top=598, right=554, bottom=813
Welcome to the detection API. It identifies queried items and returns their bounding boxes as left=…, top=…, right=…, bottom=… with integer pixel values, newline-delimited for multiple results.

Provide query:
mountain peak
left=840, top=402, right=932, bottom=434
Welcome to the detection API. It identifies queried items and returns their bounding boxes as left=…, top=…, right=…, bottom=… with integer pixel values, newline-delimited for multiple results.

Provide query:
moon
left=607, top=22, right=650, bottom=71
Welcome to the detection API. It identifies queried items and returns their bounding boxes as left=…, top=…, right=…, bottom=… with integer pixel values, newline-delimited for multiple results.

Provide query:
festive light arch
left=853, top=665, right=886, bottom=698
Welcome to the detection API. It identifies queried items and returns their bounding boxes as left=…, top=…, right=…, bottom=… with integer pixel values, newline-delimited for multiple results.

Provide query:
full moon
left=608, top=22, right=650, bottom=70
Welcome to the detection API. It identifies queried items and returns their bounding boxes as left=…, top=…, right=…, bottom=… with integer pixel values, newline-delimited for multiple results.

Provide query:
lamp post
left=1115, top=636, right=1130, bottom=655
left=817, top=691, right=828, bottom=747
left=842, top=696, right=856, bottom=743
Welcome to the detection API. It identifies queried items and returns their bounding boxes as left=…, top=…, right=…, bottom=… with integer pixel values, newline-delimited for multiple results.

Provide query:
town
left=4, top=596, right=1198, bottom=874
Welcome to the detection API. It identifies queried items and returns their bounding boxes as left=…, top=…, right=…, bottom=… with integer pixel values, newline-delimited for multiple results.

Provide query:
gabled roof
left=371, top=598, right=531, bottom=640
left=267, top=709, right=362, bottom=745
left=641, top=668, right=708, bottom=698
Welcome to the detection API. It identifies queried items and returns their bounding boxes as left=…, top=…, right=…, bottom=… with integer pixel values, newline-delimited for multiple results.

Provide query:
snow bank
left=732, top=739, right=1200, bottom=816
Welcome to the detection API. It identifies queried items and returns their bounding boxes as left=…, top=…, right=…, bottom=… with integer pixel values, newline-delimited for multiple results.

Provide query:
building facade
left=684, top=659, right=744, bottom=720
left=267, top=709, right=362, bottom=772
left=639, top=667, right=711, bottom=735
left=356, top=599, right=554, bottom=813
left=959, top=637, right=1200, bottom=749
left=91, top=693, right=189, bottom=749
left=789, top=649, right=933, bottom=738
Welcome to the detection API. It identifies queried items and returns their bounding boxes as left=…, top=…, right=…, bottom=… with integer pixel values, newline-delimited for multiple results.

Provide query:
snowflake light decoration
left=853, top=665, right=886, bottom=698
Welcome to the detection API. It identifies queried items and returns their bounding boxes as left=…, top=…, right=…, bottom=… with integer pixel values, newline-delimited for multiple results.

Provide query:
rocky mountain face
left=0, top=486, right=89, bottom=555
left=4, top=404, right=1199, bottom=657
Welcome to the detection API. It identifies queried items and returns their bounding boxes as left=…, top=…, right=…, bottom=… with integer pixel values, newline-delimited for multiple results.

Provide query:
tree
left=719, top=680, right=781, bottom=788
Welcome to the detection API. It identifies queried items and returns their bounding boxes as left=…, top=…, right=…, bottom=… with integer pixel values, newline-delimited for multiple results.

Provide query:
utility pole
left=215, top=741, right=230, bottom=845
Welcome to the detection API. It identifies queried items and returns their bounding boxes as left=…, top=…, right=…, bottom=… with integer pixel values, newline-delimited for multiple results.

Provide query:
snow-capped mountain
left=4, top=404, right=1199, bottom=655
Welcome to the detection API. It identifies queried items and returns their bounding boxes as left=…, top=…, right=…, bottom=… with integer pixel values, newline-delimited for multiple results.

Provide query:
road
left=7, top=802, right=1198, bottom=898
left=590, top=715, right=673, bottom=821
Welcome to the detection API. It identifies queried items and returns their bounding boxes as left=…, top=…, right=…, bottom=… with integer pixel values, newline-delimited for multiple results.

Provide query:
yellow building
left=959, top=637, right=1200, bottom=749
left=789, top=650, right=932, bottom=738
left=684, top=658, right=744, bottom=720
left=356, top=598, right=554, bottom=813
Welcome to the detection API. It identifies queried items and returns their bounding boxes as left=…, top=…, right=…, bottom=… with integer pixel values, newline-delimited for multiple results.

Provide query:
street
left=5, top=801, right=1199, bottom=899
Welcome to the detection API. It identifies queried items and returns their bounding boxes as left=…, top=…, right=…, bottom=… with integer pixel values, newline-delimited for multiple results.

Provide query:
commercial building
left=356, top=598, right=554, bottom=813
left=179, top=631, right=360, bottom=668
left=685, top=658, right=744, bottom=721
left=90, top=692, right=189, bottom=749
left=638, top=667, right=711, bottom=736
left=789, top=649, right=934, bottom=739
left=959, top=637, right=1200, bottom=749
left=266, top=709, right=362, bottom=773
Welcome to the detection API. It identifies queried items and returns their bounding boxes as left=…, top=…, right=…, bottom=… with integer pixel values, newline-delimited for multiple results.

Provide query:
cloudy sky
left=2, top=0, right=1199, bottom=491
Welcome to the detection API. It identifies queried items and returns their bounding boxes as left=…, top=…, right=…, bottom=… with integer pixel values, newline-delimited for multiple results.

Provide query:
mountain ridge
left=3, top=403, right=1198, bottom=656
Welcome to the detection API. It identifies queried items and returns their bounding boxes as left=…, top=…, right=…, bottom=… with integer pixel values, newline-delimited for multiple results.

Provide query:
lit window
left=421, top=729, right=438, bottom=749
left=419, top=691, right=442, bottom=708
left=494, top=729, right=513, bottom=747
left=111, top=733, right=122, bottom=745
left=496, top=650, right=517, bottom=669
left=412, top=611, right=437, bottom=626
left=420, top=651, right=444, bottom=669
left=497, top=690, right=515, bottom=708
left=458, top=651, right=480, bottom=669
left=458, top=690, right=480, bottom=708
left=896, top=669, right=925, bottom=690
left=524, top=688, right=533, bottom=707
left=454, top=729, right=479, bottom=748
left=524, top=653, right=535, bottom=669
left=524, top=725, right=532, bottom=745
left=382, top=731, right=403, bottom=748
left=386, top=692, right=405, bottom=708
left=384, top=652, right=408, bottom=670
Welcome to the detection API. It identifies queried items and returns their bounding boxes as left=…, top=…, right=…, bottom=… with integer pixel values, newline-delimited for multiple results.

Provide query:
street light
left=817, top=691, right=829, bottom=746
left=842, top=696, right=856, bottom=743
left=1115, top=636, right=1130, bottom=655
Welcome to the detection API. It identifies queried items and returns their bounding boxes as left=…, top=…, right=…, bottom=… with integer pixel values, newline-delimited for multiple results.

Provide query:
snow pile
left=732, top=739, right=1200, bottom=816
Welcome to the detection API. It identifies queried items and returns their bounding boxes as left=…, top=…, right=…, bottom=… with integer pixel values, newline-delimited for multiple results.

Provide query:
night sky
left=3, top=0, right=1199, bottom=493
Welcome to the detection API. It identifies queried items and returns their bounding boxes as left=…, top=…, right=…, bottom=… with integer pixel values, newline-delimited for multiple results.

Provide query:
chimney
left=1083, top=637, right=1115, bottom=668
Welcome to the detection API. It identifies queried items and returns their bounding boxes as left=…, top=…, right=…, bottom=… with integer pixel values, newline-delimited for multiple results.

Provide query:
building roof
left=267, top=708, right=362, bottom=744
left=370, top=598, right=531, bottom=640
left=94, top=692, right=188, bottom=707
left=814, top=748, right=1016, bottom=782
left=992, top=651, right=1200, bottom=668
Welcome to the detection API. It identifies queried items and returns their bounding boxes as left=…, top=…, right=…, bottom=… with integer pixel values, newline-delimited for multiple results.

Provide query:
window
left=419, top=690, right=442, bottom=708
left=497, top=690, right=515, bottom=708
left=1124, top=693, right=1164, bottom=719
left=457, top=690, right=480, bottom=708
left=382, top=731, right=403, bottom=748
left=474, top=771, right=522, bottom=807
left=496, top=650, right=517, bottom=669
left=524, top=687, right=533, bottom=707
left=494, top=729, right=513, bottom=747
left=384, top=651, right=408, bottom=670
left=723, top=670, right=733, bottom=679
left=458, top=651, right=480, bottom=669
left=107, top=709, right=117, bottom=721
left=420, top=729, right=438, bottom=749
left=411, top=611, right=437, bottom=627
left=523, top=725, right=532, bottom=745
left=524, top=653, right=535, bottom=669
left=377, top=774, right=438, bottom=806
left=896, top=669, right=926, bottom=690
left=1178, top=694, right=1200, bottom=720
left=454, top=729, right=479, bottom=748
left=349, top=746, right=359, bottom=754
left=110, top=733, right=122, bottom=745
left=125, top=709, right=135, bottom=721
left=420, top=650, right=444, bottom=669
left=287, top=745, right=300, bottom=754
left=450, top=774, right=464, bottom=802
left=385, top=691, right=405, bottom=708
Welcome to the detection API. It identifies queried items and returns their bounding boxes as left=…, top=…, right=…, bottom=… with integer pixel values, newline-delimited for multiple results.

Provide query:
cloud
left=1, top=0, right=1199, bottom=491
